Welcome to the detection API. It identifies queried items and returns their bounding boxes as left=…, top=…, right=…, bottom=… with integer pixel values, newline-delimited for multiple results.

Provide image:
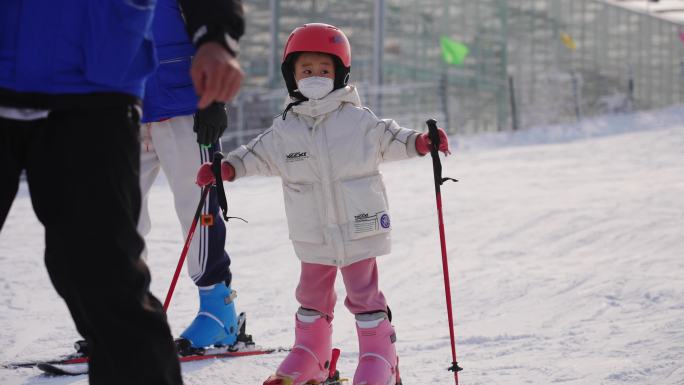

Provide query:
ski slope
left=1, top=106, right=683, bottom=385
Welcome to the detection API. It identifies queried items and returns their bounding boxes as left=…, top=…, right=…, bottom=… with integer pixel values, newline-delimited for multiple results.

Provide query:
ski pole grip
left=211, top=151, right=224, bottom=184
left=426, top=118, right=441, bottom=153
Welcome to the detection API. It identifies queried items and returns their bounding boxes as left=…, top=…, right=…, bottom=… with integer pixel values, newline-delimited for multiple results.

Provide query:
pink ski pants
left=295, top=258, right=388, bottom=319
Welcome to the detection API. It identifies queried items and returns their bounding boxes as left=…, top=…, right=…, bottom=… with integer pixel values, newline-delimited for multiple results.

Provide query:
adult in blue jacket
left=0, top=1, right=244, bottom=384
left=139, top=0, right=244, bottom=350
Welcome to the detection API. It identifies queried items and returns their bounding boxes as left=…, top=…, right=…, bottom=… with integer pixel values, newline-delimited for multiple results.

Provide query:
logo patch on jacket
left=286, top=152, right=309, bottom=162
left=354, top=212, right=390, bottom=234
left=380, top=214, right=391, bottom=229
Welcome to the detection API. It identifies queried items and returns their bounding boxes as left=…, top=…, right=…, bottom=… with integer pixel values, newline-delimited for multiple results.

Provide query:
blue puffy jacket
left=0, top=0, right=157, bottom=103
left=141, top=0, right=199, bottom=123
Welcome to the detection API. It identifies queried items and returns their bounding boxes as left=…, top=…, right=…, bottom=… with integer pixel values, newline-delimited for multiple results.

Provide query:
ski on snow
left=7, top=341, right=288, bottom=376
left=5, top=312, right=289, bottom=376
left=29, top=345, right=288, bottom=376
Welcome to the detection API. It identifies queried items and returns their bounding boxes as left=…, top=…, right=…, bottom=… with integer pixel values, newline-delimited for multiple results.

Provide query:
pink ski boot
left=353, top=313, right=401, bottom=385
left=264, top=311, right=333, bottom=385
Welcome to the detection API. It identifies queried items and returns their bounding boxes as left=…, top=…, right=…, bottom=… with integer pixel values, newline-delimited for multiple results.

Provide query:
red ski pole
left=162, top=184, right=211, bottom=312
left=163, top=152, right=224, bottom=312
left=426, top=118, right=462, bottom=384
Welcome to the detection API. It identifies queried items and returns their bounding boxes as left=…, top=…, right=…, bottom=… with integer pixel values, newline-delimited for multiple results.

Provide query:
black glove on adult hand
left=193, top=102, right=228, bottom=147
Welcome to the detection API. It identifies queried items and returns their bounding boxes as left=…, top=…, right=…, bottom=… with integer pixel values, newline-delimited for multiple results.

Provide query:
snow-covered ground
left=1, top=106, right=683, bottom=385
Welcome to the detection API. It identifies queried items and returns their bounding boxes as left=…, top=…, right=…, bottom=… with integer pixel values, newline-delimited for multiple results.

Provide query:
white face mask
left=296, top=77, right=334, bottom=100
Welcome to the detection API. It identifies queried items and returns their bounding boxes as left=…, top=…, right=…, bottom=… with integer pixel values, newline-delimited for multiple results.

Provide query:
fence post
left=508, top=74, right=519, bottom=130
left=571, top=70, right=582, bottom=121
left=372, top=0, right=386, bottom=116
left=440, top=73, right=451, bottom=131
left=269, top=0, right=280, bottom=88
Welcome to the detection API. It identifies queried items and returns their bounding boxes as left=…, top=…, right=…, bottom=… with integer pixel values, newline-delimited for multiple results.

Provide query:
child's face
left=293, top=52, right=336, bottom=82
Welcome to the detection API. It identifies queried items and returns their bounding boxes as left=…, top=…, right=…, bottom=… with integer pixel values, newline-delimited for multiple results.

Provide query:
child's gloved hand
left=415, top=127, right=451, bottom=155
left=196, top=161, right=236, bottom=186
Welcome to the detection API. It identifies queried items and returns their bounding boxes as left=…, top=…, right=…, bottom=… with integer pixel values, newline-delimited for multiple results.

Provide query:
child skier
left=196, top=23, right=450, bottom=385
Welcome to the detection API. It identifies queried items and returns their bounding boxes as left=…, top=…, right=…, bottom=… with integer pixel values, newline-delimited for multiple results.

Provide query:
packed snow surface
left=1, top=106, right=683, bottom=385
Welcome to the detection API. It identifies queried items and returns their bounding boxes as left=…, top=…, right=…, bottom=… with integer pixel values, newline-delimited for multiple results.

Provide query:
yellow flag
left=560, top=32, right=577, bottom=50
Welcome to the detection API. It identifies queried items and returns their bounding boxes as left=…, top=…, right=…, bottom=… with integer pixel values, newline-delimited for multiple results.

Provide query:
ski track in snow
left=1, top=106, right=683, bottom=385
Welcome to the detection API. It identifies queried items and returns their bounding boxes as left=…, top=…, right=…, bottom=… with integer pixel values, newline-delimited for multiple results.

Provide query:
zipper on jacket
left=315, top=116, right=348, bottom=266
left=158, top=56, right=192, bottom=65
left=311, top=118, right=330, bottom=229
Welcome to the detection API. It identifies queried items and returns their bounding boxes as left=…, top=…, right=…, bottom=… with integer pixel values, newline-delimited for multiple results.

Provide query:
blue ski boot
left=180, top=283, right=239, bottom=349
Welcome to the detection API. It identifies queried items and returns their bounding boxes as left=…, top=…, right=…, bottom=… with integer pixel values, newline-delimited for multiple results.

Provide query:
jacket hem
left=0, top=88, right=141, bottom=110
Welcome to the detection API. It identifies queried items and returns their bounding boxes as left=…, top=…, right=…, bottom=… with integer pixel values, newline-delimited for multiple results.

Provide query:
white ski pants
left=139, top=115, right=231, bottom=286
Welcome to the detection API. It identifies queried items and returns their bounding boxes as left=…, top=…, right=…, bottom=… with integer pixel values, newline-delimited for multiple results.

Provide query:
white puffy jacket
left=226, top=85, right=422, bottom=267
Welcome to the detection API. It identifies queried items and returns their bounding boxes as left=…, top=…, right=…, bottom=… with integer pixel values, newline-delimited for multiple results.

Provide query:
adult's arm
left=178, top=0, right=246, bottom=108
left=178, top=0, right=244, bottom=54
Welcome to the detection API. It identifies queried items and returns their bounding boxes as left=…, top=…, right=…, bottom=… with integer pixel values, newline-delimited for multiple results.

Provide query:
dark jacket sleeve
left=177, top=0, right=245, bottom=53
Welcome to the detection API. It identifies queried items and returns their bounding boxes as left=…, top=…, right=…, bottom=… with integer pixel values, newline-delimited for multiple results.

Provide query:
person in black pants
left=0, top=1, right=244, bottom=384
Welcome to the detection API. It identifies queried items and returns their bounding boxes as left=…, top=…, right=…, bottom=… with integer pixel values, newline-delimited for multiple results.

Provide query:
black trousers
left=0, top=106, right=182, bottom=385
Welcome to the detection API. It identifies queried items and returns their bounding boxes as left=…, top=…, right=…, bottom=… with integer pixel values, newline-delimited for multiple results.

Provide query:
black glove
left=193, top=102, right=228, bottom=147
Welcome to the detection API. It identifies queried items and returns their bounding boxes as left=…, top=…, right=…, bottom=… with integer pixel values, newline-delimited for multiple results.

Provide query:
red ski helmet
left=281, top=23, right=351, bottom=99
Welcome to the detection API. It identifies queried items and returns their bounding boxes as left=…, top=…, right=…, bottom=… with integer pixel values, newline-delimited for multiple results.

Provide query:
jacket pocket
left=340, top=174, right=391, bottom=241
left=157, top=57, right=194, bottom=88
left=283, top=182, right=324, bottom=244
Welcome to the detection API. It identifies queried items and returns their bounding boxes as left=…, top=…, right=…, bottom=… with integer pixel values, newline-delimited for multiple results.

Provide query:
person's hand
left=194, top=102, right=228, bottom=147
left=191, top=42, right=244, bottom=109
left=196, top=161, right=236, bottom=186
left=415, top=128, right=451, bottom=155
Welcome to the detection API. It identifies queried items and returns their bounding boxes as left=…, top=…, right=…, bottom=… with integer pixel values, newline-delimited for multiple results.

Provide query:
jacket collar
left=289, top=85, right=361, bottom=118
